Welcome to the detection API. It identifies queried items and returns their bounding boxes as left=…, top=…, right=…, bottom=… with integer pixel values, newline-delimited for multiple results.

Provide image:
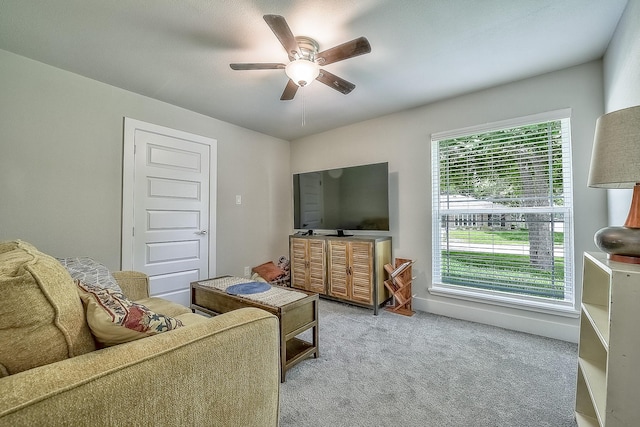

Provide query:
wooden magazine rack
left=383, top=258, right=415, bottom=316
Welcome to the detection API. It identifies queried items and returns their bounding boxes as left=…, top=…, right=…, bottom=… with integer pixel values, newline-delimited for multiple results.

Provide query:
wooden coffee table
left=190, top=277, right=319, bottom=382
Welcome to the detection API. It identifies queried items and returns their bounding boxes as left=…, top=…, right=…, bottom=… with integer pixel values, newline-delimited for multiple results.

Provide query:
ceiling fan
left=230, top=14, right=371, bottom=100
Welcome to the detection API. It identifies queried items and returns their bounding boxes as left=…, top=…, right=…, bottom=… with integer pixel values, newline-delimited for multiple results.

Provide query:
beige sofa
left=0, top=240, right=280, bottom=426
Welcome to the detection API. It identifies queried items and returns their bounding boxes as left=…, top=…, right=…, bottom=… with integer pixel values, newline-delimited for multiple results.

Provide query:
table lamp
left=588, top=105, right=640, bottom=263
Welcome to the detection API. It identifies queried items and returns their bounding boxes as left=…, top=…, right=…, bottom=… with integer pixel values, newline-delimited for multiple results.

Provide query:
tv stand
left=289, top=234, right=392, bottom=314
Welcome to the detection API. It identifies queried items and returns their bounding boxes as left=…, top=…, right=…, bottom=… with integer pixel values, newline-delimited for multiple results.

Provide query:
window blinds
left=432, top=116, right=574, bottom=303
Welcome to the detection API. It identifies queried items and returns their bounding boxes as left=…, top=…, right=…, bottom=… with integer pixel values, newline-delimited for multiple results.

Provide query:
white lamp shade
left=588, top=105, right=640, bottom=188
left=285, top=59, right=320, bottom=87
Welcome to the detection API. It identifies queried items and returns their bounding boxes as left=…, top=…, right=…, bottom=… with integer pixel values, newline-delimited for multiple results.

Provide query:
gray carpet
left=280, top=299, right=578, bottom=427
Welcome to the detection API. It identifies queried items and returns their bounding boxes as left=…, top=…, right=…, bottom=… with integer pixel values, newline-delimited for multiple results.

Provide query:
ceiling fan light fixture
left=285, top=59, right=319, bottom=87
left=230, top=15, right=370, bottom=100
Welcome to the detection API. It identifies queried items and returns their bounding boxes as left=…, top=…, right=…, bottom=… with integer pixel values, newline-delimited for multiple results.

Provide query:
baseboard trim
left=412, top=296, right=579, bottom=343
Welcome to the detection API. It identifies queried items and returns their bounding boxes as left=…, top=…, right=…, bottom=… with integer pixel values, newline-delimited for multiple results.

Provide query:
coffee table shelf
left=286, top=338, right=316, bottom=365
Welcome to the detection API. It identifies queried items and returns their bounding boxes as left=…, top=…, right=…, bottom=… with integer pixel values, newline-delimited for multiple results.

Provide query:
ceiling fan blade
left=316, top=37, right=371, bottom=66
left=316, top=69, right=356, bottom=95
left=230, top=63, right=285, bottom=70
left=263, top=14, right=299, bottom=59
left=280, top=79, right=299, bottom=100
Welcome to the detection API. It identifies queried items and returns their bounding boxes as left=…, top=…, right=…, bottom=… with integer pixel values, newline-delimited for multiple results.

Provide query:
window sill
left=429, top=283, right=580, bottom=318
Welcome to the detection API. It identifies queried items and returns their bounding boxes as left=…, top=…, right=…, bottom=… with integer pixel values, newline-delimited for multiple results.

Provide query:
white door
left=122, top=118, right=216, bottom=306
left=299, top=172, right=323, bottom=229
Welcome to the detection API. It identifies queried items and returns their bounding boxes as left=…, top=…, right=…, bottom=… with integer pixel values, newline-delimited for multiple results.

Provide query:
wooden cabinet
left=289, top=235, right=391, bottom=314
left=325, top=239, right=348, bottom=299
left=290, top=236, right=326, bottom=294
left=575, top=252, right=640, bottom=426
left=327, top=239, right=374, bottom=304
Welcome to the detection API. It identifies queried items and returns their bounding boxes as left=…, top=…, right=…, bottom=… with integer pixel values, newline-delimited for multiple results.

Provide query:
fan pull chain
left=301, top=86, right=306, bottom=127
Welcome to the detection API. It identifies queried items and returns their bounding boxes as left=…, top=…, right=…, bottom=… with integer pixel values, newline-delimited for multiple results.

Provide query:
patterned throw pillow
left=76, top=281, right=183, bottom=347
left=58, top=257, right=123, bottom=293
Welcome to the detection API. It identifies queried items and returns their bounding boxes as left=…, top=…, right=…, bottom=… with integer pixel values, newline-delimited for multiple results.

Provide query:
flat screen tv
left=293, top=162, right=389, bottom=233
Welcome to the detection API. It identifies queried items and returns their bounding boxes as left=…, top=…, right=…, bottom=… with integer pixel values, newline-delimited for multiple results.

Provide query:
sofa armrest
left=0, top=308, right=280, bottom=427
left=112, top=270, right=150, bottom=300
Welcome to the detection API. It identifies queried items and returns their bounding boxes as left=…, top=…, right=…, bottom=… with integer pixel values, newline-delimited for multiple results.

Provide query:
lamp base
left=609, top=254, right=640, bottom=264
left=595, top=226, right=640, bottom=264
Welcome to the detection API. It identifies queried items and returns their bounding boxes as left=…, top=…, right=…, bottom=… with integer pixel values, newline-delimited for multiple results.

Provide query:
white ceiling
left=0, top=0, right=629, bottom=141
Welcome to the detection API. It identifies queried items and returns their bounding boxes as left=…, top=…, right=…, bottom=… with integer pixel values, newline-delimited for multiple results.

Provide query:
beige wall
left=604, top=0, right=640, bottom=112
left=603, top=0, right=640, bottom=225
left=291, top=61, right=607, bottom=341
left=0, top=49, right=291, bottom=277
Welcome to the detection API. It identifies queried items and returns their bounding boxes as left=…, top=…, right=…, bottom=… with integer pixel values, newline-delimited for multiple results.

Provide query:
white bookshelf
left=575, top=252, right=640, bottom=426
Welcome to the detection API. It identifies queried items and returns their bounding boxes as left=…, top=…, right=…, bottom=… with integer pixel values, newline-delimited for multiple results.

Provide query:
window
left=431, top=110, right=575, bottom=313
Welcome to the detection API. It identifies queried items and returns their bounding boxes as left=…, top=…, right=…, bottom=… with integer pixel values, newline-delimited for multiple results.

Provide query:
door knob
left=195, top=230, right=208, bottom=235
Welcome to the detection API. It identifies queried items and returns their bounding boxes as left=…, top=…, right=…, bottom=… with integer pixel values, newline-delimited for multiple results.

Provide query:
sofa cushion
left=76, top=281, right=184, bottom=347
left=174, top=312, right=210, bottom=326
left=136, top=296, right=192, bottom=318
left=57, top=257, right=123, bottom=293
left=0, top=240, right=96, bottom=377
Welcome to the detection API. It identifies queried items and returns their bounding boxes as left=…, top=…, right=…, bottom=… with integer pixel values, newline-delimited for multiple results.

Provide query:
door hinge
left=132, top=227, right=135, bottom=237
